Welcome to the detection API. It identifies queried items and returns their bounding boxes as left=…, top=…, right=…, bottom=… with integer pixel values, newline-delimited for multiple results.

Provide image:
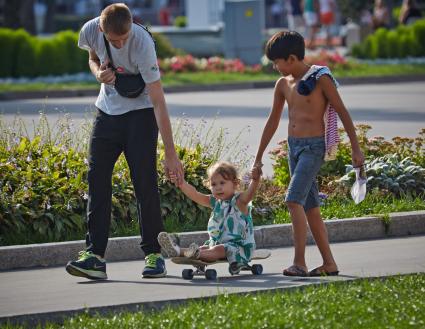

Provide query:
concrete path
left=1, top=235, right=424, bottom=325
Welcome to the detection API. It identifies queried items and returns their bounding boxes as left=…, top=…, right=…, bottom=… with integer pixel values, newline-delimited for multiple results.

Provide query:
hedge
left=0, top=28, right=177, bottom=78
left=351, top=19, right=425, bottom=59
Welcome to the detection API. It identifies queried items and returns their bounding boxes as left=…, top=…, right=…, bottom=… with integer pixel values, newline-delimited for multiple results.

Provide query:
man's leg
left=86, top=111, right=122, bottom=257
left=123, top=110, right=165, bottom=277
left=66, top=110, right=122, bottom=280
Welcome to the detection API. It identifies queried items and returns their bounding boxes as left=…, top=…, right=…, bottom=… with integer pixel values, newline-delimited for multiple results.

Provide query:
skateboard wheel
left=182, top=269, right=194, bottom=280
left=229, top=262, right=241, bottom=275
left=251, top=264, right=263, bottom=275
left=205, top=269, right=217, bottom=280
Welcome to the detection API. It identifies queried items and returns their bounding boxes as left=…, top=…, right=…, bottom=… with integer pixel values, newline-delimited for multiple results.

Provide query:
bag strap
left=103, top=34, right=115, bottom=70
left=102, top=21, right=155, bottom=70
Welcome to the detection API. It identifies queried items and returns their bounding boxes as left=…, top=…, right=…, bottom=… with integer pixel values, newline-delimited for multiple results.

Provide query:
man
left=65, top=3, right=183, bottom=279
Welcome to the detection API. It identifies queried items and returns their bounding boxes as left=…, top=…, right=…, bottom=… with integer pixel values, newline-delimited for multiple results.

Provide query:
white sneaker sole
left=157, top=232, right=180, bottom=257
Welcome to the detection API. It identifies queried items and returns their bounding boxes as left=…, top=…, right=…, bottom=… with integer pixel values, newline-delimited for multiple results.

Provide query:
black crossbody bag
left=103, top=23, right=155, bottom=98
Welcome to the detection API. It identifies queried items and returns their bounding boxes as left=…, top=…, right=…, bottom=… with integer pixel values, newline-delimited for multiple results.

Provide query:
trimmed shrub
left=351, top=18, right=425, bottom=59
left=153, top=32, right=179, bottom=58
left=412, top=19, right=425, bottom=55
left=0, top=27, right=178, bottom=77
left=374, top=28, right=389, bottom=58
left=13, top=29, right=38, bottom=78
left=174, top=16, right=187, bottom=28
left=0, top=29, right=15, bottom=77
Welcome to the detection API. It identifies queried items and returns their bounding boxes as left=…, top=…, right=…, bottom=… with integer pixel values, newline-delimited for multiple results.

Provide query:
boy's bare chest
left=283, top=81, right=326, bottom=115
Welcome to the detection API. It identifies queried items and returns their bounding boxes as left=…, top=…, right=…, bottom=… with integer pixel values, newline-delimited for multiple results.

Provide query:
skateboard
left=171, top=249, right=271, bottom=280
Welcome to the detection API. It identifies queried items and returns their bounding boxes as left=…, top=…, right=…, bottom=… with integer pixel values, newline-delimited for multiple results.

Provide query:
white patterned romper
left=206, top=193, right=256, bottom=265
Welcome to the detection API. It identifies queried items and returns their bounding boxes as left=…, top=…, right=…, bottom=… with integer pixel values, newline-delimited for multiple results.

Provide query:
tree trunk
left=20, top=0, right=36, bottom=34
left=44, top=0, right=56, bottom=33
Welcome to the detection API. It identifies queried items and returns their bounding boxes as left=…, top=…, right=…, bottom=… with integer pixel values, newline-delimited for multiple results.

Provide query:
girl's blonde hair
left=205, top=161, right=240, bottom=188
left=100, top=3, right=132, bottom=35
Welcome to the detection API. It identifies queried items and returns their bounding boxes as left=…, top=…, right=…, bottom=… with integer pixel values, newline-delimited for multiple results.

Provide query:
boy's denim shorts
left=285, top=136, right=325, bottom=211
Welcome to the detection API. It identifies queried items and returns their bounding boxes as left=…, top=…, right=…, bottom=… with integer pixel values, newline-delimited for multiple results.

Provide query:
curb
left=1, top=74, right=424, bottom=100
left=1, top=210, right=424, bottom=271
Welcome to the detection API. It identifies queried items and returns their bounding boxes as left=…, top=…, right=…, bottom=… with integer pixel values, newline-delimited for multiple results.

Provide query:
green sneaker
left=66, top=251, right=107, bottom=280
left=142, top=253, right=166, bottom=278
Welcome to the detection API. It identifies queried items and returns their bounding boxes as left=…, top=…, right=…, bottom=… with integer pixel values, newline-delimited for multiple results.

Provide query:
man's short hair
left=100, top=3, right=132, bottom=35
left=265, top=31, right=305, bottom=61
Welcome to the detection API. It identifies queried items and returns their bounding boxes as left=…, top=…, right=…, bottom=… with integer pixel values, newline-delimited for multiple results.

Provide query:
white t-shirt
left=78, top=17, right=161, bottom=115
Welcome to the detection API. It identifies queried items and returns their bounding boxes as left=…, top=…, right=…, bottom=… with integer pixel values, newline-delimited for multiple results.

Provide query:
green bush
left=351, top=18, right=425, bottom=59
left=153, top=32, right=179, bottom=58
left=386, top=30, right=401, bottom=58
left=174, top=16, right=187, bottom=28
left=13, top=29, right=38, bottom=78
left=37, top=38, right=66, bottom=76
left=412, top=20, right=425, bottom=55
left=0, top=29, right=16, bottom=77
left=0, top=27, right=177, bottom=77
left=54, top=30, right=86, bottom=74
left=0, top=136, right=214, bottom=245
left=338, top=155, right=425, bottom=197
left=374, top=28, right=389, bottom=58
left=271, top=125, right=425, bottom=192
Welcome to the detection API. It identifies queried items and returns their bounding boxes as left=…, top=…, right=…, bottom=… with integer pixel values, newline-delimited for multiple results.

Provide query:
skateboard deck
left=171, top=249, right=271, bottom=280
left=171, top=249, right=271, bottom=266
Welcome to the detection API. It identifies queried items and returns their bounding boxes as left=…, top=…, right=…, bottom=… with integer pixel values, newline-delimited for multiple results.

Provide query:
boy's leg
left=285, top=202, right=308, bottom=272
left=306, top=206, right=338, bottom=273
left=284, top=137, right=325, bottom=276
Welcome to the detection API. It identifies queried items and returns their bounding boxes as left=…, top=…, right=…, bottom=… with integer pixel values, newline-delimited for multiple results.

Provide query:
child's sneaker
left=142, top=253, right=166, bottom=278
left=184, top=243, right=200, bottom=259
left=157, top=232, right=181, bottom=257
left=65, top=251, right=107, bottom=280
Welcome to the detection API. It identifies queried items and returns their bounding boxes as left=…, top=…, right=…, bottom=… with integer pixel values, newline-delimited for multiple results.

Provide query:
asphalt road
left=1, top=81, right=424, bottom=176
left=1, top=235, right=424, bottom=324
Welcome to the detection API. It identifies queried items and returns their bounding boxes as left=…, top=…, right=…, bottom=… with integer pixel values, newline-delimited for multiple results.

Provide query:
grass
left=273, top=192, right=425, bottom=224
left=2, top=274, right=424, bottom=328
left=1, top=63, right=425, bottom=92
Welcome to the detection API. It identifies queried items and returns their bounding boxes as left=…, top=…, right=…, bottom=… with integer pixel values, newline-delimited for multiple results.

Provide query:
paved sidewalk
left=1, top=235, right=424, bottom=326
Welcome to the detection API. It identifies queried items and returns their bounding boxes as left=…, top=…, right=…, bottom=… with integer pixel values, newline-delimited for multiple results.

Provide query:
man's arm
left=147, top=79, right=184, bottom=184
left=88, top=49, right=115, bottom=84
left=318, top=75, right=365, bottom=167
left=253, top=78, right=286, bottom=168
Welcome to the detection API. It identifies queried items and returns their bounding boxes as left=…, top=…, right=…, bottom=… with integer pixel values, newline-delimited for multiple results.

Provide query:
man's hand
left=96, top=59, right=116, bottom=85
left=163, top=152, right=184, bottom=186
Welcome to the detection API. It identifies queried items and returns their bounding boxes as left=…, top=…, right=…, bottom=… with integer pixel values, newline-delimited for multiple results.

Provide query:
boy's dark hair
left=265, top=31, right=305, bottom=61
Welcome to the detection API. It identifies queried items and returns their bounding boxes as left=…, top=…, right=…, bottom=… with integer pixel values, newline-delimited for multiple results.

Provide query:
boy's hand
left=250, top=164, right=262, bottom=181
left=352, top=149, right=365, bottom=168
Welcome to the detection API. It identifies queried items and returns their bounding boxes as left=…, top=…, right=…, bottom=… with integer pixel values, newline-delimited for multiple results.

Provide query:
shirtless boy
left=253, top=31, right=364, bottom=276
